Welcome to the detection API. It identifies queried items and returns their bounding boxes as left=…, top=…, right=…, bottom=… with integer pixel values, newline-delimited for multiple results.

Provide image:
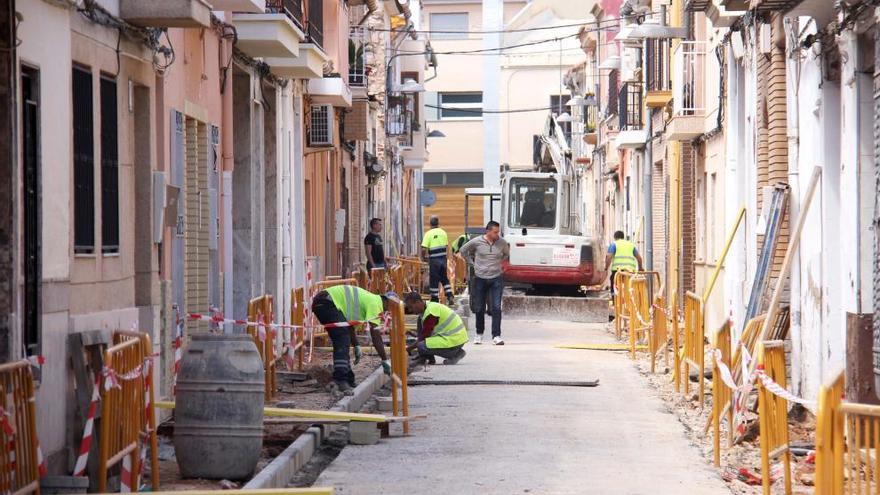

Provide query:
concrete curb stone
left=243, top=367, right=389, bottom=489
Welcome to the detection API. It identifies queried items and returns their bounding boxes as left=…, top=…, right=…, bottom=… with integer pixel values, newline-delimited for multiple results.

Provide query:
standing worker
left=604, top=230, right=644, bottom=295
left=403, top=292, right=468, bottom=365
left=311, top=285, right=392, bottom=392
left=459, top=221, right=509, bottom=345
left=421, top=216, right=454, bottom=303
left=364, top=218, right=386, bottom=270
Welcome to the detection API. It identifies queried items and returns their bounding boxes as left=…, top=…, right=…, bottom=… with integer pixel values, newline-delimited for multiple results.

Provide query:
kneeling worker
left=403, top=292, right=468, bottom=365
left=311, top=285, right=392, bottom=391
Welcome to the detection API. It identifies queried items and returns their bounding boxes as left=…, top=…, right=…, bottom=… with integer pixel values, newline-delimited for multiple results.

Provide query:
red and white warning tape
left=185, top=312, right=387, bottom=331
left=173, top=306, right=184, bottom=396
left=73, top=374, right=101, bottom=476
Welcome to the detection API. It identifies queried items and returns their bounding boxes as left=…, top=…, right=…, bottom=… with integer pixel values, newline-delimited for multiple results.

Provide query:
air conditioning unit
left=309, top=104, right=334, bottom=146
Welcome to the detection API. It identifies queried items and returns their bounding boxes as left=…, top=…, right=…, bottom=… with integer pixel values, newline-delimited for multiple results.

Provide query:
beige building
left=421, top=0, right=592, bottom=238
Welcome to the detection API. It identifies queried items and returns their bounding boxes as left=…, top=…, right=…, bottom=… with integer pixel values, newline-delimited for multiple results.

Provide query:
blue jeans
left=472, top=275, right=503, bottom=337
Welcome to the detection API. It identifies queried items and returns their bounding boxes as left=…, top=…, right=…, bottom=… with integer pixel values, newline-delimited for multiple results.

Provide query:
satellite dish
left=419, top=189, right=436, bottom=207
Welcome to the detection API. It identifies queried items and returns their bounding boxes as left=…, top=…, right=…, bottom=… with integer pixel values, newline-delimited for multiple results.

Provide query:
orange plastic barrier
left=0, top=360, right=42, bottom=495
left=756, top=340, right=792, bottom=495
left=247, top=295, right=276, bottom=400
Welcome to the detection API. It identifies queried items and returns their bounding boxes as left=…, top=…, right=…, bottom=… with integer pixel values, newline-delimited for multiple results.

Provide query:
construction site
left=4, top=0, right=880, bottom=493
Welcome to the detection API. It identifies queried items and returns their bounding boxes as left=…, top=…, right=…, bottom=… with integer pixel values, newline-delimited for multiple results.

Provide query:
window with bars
left=72, top=66, right=95, bottom=254
left=309, top=104, right=333, bottom=146
left=100, top=76, right=119, bottom=254
left=606, top=70, right=619, bottom=117
left=549, top=95, right=572, bottom=144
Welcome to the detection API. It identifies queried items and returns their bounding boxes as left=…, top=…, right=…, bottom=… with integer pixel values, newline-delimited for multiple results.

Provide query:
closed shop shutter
left=185, top=117, right=210, bottom=332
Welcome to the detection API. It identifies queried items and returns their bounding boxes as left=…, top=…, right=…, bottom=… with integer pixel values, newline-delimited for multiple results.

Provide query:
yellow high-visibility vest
left=423, top=301, right=468, bottom=349
left=422, top=228, right=449, bottom=259
left=611, top=240, right=638, bottom=272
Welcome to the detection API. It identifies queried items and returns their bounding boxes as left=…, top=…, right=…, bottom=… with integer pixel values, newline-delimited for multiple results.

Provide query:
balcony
left=266, top=42, right=327, bottom=79
left=306, top=0, right=324, bottom=49
left=668, top=41, right=707, bottom=141
left=688, top=0, right=746, bottom=27
left=308, top=76, right=352, bottom=107
left=614, top=82, right=647, bottom=149
left=386, top=95, right=414, bottom=147
left=231, top=0, right=306, bottom=59
left=208, top=0, right=265, bottom=12
left=119, top=0, right=211, bottom=28
left=645, top=39, right=672, bottom=108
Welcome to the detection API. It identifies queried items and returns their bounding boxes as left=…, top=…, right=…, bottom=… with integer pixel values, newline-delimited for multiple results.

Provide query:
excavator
left=499, top=115, right=606, bottom=293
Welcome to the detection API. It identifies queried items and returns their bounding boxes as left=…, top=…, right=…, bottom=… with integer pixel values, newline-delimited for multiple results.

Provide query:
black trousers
left=311, top=291, right=356, bottom=386
left=428, top=258, right=454, bottom=302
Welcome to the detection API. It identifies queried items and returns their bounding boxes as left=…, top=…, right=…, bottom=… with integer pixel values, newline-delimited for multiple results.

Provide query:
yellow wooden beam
left=155, top=401, right=387, bottom=423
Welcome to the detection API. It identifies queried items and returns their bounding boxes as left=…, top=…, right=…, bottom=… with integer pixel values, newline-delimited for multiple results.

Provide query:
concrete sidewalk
left=312, top=319, right=731, bottom=495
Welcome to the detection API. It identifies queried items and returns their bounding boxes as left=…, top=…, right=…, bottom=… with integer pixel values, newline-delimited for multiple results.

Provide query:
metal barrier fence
left=628, top=275, right=651, bottom=359
left=248, top=295, right=277, bottom=400
left=613, top=272, right=633, bottom=340
left=682, top=291, right=705, bottom=406
left=352, top=269, right=369, bottom=290
left=387, top=298, right=410, bottom=434
left=0, top=360, right=42, bottom=495
left=756, top=340, right=792, bottom=495
left=292, top=287, right=306, bottom=371
left=453, top=254, right=468, bottom=292
left=97, top=336, right=145, bottom=492
left=369, top=268, right=388, bottom=293
left=712, top=321, right=733, bottom=467
left=650, top=295, right=668, bottom=373
left=815, top=371, right=844, bottom=495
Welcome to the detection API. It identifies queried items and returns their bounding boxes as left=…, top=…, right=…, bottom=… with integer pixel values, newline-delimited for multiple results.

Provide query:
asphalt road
left=313, top=318, right=732, bottom=495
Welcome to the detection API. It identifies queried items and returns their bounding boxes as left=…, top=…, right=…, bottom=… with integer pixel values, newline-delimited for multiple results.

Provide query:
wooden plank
left=155, top=401, right=388, bottom=423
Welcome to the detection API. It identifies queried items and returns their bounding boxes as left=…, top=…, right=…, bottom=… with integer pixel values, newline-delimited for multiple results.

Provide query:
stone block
left=375, top=396, right=393, bottom=412
left=348, top=421, right=380, bottom=445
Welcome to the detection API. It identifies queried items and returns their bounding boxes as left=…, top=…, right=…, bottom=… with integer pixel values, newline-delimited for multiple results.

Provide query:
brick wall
left=681, top=142, right=696, bottom=294
left=754, top=16, right=790, bottom=308
left=344, top=100, right=369, bottom=141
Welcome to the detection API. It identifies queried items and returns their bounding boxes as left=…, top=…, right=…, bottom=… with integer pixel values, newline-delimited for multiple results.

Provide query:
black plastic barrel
left=174, top=334, right=265, bottom=479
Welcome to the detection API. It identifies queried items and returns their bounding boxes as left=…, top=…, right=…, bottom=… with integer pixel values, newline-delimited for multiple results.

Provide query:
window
left=21, top=66, right=41, bottom=357
left=429, top=13, right=468, bottom=40
left=100, top=76, right=119, bottom=254
left=549, top=95, right=572, bottom=145
left=439, top=92, right=482, bottom=119
left=507, top=178, right=557, bottom=229
left=72, top=66, right=95, bottom=254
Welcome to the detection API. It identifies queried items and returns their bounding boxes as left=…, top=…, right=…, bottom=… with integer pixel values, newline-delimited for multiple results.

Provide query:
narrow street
left=315, top=320, right=730, bottom=495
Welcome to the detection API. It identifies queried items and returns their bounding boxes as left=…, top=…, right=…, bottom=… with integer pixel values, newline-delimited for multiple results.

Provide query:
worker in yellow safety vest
left=403, top=292, right=468, bottom=365
left=604, top=230, right=644, bottom=296
left=421, top=216, right=454, bottom=303
left=311, top=285, right=392, bottom=392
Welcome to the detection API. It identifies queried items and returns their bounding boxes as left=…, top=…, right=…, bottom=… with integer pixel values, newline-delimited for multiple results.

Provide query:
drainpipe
left=783, top=17, right=802, bottom=394
left=281, top=82, right=293, bottom=325
left=221, top=33, right=235, bottom=332
left=643, top=106, right=653, bottom=270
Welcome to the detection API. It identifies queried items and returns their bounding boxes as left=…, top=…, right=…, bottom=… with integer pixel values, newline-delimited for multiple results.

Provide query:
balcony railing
left=386, top=96, right=413, bottom=146
left=266, top=0, right=304, bottom=30
left=306, top=0, right=323, bottom=48
left=645, top=38, right=672, bottom=92
left=673, top=41, right=707, bottom=116
left=618, top=81, right=643, bottom=131
left=349, top=27, right=367, bottom=87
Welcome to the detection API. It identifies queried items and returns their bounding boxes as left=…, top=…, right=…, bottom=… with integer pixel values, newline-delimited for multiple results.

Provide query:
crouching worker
left=403, top=292, right=468, bottom=365
left=311, top=285, right=392, bottom=392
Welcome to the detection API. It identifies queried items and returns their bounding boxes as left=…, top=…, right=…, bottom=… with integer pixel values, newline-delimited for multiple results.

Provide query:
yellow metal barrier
left=453, top=254, right=468, bottom=291
left=711, top=321, right=733, bottom=467
left=112, top=331, right=159, bottom=490
left=0, top=360, right=41, bottom=495
left=815, top=371, right=844, bottom=495
left=388, top=298, right=410, bottom=434
left=682, top=292, right=705, bottom=406
left=672, top=292, right=682, bottom=392
left=97, top=337, right=145, bottom=493
left=756, top=340, right=792, bottom=495
left=312, top=278, right=357, bottom=293
left=291, top=287, right=306, bottom=371
left=628, top=275, right=651, bottom=359
left=369, top=268, right=388, bottom=293
left=248, top=295, right=277, bottom=400
left=649, top=295, right=668, bottom=373
left=389, top=265, right=406, bottom=296
left=613, top=271, right=634, bottom=341
left=352, top=269, right=369, bottom=290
